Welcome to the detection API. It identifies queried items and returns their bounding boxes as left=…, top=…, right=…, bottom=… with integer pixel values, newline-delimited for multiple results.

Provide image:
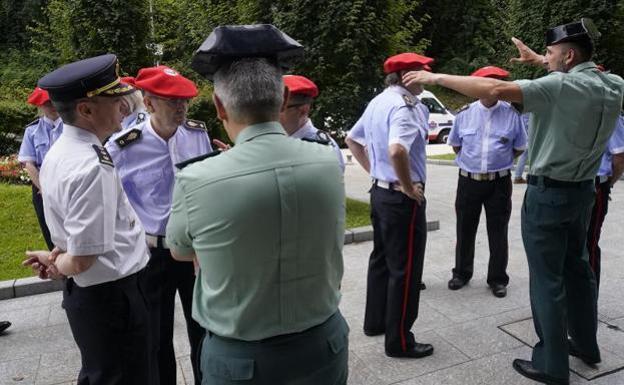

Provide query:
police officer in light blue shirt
left=280, top=75, right=345, bottom=171
left=586, top=112, right=624, bottom=290
left=18, top=86, right=63, bottom=250
left=446, top=66, right=527, bottom=298
left=106, top=65, right=211, bottom=385
left=346, top=52, right=432, bottom=359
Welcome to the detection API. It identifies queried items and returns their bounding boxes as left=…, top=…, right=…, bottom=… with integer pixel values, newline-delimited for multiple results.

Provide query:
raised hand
left=510, top=37, right=545, bottom=67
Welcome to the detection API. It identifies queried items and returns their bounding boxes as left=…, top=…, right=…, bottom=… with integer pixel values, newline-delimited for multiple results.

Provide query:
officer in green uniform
left=166, top=25, right=348, bottom=385
left=403, top=19, right=624, bottom=385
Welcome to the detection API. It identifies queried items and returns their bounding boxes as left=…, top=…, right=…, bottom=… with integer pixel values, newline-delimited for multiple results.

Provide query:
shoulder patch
left=301, top=130, right=332, bottom=146
left=114, top=128, right=142, bottom=148
left=184, top=119, right=207, bottom=131
left=175, top=150, right=221, bottom=170
left=402, top=94, right=416, bottom=108
left=92, top=145, right=114, bottom=167
left=456, top=104, right=470, bottom=114
left=25, top=117, right=40, bottom=128
left=135, top=112, right=147, bottom=124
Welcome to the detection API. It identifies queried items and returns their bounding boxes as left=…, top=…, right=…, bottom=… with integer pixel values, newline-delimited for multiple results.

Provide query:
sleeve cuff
left=67, top=243, right=112, bottom=256
left=347, top=133, right=366, bottom=146
left=168, top=244, right=194, bottom=257
left=389, top=137, right=413, bottom=152
left=610, top=146, right=624, bottom=155
left=18, top=156, right=36, bottom=163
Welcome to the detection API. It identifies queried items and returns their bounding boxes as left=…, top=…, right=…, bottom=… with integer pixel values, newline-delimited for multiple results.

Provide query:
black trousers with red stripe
left=586, top=179, right=611, bottom=291
left=364, top=185, right=427, bottom=353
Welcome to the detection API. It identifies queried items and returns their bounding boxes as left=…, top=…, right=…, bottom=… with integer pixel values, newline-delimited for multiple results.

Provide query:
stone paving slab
left=500, top=318, right=624, bottom=380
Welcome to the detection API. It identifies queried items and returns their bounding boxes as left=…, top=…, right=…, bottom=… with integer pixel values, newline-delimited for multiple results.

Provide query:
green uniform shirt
left=516, top=62, right=624, bottom=181
left=166, top=122, right=345, bottom=341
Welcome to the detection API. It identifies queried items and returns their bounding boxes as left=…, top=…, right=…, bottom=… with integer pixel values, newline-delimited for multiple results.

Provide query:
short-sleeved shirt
left=290, top=119, right=345, bottom=172
left=515, top=62, right=624, bottom=181
left=347, top=85, right=429, bottom=183
left=106, top=119, right=212, bottom=236
left=166, top=122, right=344, bottom=341
left=448, top=101, right=527, bottom=173
left=597, top=114, right=624, bottom=176
left=18, top=116, right=63, bottom=168
left=40, top=124, right=149, bottom=287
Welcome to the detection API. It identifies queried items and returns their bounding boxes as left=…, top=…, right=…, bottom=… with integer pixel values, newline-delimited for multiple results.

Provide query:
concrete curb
left=1, top=221, right=440, bottom=301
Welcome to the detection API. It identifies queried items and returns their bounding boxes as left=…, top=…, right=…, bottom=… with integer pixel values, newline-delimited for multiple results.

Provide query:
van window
left=421, top=98, right=446, bottom=114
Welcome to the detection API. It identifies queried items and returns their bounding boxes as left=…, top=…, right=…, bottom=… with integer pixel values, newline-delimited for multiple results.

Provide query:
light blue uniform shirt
left=106, top=119, right=212, bottom=235
left=347, top=85, right=429, bottom=183
left=18, top=116, right=64, bottom=168
left=448, top=101, right=527, bottom=173
left=291, top=119, right=345, bottom=172
left=597, top=114, right=624, bottom=177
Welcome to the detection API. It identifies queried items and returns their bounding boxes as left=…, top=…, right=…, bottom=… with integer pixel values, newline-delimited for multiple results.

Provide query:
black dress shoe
left=512, top=359, right=569, bottom=385
left=386, top=343, right=434, bottom=358
left=568, top=339, right=601, bottom=365
left=0, top=321, right=11, bottom=334
left=419, top=282, right=426, bottom=290
left=448, top=277, right=466, bottom=290
left=363, top=328, right=384, bottom=337
left=490, top=284, right=507, bottom=298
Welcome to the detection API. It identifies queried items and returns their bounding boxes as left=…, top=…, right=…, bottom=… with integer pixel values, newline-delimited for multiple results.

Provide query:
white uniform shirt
left=40, top=124, right=149, bottom=287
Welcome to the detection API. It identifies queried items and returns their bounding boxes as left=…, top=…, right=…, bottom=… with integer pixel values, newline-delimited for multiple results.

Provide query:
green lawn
left=428, top=153, right=457, bottom=161
left=0, top=186, right=371, bottom=281
left=0, top=184, right=48, bottom=281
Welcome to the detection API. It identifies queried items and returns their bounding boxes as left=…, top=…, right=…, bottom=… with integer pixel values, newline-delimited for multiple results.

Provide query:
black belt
left=527, top=175, right=593, bottom=189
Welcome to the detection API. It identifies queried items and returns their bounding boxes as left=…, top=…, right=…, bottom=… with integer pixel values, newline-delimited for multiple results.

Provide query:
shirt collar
left=290, top=119, right=316, bottom=139
left=235, top=121, right=286, bottom=145
left=569, top=61, right=597, bottom=74
left=62, top=124, right=102, bottom=145
left=42, top=116, right=55, bottom=127
left=387, top=85, right=415, bottom=98
left=476, top=100, right=501, bottom=112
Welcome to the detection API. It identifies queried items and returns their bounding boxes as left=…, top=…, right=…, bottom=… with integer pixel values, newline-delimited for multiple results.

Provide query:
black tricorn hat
left=546, top=18, right=601, bottom=46
left=191, top=24, right=304, bottom=80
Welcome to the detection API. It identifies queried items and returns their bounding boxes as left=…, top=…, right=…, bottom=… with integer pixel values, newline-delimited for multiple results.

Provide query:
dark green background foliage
left=0, top=0, right=623, bottom=153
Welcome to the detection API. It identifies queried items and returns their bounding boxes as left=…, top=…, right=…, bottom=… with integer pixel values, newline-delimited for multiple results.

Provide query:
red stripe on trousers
left=400, top=201, right=418, bottom=352
left=589, top=184, right=604, bottom=272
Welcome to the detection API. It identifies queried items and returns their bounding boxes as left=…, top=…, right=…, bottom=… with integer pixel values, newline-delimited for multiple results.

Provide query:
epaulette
left=92, top=145, right=114, bottom=167
left=511, top=103, right=523, bottom=114
left=456, top=104, right=470, bottom=114
left=184, top=119, right=207, bottom=131
left=301, top=130, right=332, bottom=146
left=135, top=112, right=147, bottom=124
left=175, top=150, right=221, bottom=170
left=402, top=94, right=416, bottom=108
left=114, top=128, right=142, bottom=148
left=25, top=117, right=40, bottom=128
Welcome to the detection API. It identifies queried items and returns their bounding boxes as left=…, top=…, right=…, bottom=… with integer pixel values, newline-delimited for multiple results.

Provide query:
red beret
left=384, top=53, right=434, bottom=74
left=470, top=66, right=510, bottom=79
left=27, top=87, right=50, bottom=106
left=283, top=75, right=319, bottom=98
left=134, top=66, right=198, bottom=98
left=121, top=76, right=136, bottom=86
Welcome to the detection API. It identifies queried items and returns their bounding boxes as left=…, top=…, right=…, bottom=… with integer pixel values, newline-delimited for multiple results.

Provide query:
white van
left=417, top=90, right=455, bottom=144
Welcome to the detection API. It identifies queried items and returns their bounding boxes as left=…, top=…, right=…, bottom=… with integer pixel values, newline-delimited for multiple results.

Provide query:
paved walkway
left=2, top=160, right=624, bottom=384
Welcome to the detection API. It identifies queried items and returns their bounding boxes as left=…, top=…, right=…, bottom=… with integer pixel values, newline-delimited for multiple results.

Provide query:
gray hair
left=122, top=90, right=146, bottom=114
left=51, top=99, right=79, bottom=125
left=384, top=72, right=401, bottom=87
left=213, top=58, right=284, bottom=123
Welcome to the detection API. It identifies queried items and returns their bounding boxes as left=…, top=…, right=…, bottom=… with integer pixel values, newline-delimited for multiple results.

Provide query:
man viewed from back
left=166, top=24, right=349, bottom=385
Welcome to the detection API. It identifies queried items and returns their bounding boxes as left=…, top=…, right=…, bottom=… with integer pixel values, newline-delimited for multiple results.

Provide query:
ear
left=280, top=87, right=290, bottom=113
left=75, top=100, right=92, bottom=120
left=143, top=94, right=155, bottom=114
left=213, top=93, right=228, bottom=122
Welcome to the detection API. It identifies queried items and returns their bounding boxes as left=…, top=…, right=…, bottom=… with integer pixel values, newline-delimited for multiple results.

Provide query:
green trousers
left=200, top=311, right=349, bottom=385
left=521, top=178, right=600, bottom=380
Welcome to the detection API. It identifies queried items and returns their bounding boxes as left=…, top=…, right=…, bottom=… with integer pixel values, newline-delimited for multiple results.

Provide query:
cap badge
left=164, top=68, right=179, bottom=76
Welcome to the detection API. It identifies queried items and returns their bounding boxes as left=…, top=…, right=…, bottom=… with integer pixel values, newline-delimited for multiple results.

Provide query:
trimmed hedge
left=0, top=86, right=37, bottom=155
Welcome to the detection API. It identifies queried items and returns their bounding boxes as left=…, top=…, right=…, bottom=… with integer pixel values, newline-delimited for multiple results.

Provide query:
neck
left=73, top=120, right=108, bottom=143
left=479, top=99, right=497, bottom=108
left=150, top=115, right=177, bottom=140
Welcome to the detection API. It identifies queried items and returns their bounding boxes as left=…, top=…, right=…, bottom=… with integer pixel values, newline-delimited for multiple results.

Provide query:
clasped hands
left=23, top=247, right=65, bottom=280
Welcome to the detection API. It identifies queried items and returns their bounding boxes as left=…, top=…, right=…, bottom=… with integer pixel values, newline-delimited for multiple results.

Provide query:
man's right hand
left=401, top=183, right=425, bottom=205
left=509, top=37, right=546, bottom=68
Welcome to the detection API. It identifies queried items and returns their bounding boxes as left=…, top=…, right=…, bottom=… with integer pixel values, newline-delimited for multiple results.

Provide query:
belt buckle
left=474, top=173, right=486, bottom=181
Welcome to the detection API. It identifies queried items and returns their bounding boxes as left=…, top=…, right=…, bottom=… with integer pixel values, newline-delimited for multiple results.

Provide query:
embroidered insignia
left=114, top=128, right=142, bottom=148
left=136, top=112, right=147, bottom=124
left=402, top=94, right=416, bottom=108
left=184, top=119, right=207, bottom=131
left=175, top=150, right=221, bottom=170
left=92, top=145, right=114, bottom=167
